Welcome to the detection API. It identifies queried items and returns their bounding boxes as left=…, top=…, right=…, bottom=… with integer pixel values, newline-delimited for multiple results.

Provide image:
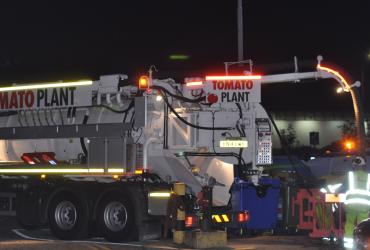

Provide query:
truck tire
left=48, top=193, right=88, bottom=240
left=97, top=193, right=136, bottom=242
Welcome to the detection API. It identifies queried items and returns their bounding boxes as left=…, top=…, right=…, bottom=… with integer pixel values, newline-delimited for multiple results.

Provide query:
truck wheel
left=98, top=193, right=136, bottom=242
left=48, top=193, right=88, bottom=240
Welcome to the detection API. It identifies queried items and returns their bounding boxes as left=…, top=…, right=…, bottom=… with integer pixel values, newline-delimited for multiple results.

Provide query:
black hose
left=97, top=100, right=134, bottom=114
left=235, top=103, right=246, bottom=165
left=80, top=114, right=89, bottom=162
left=152, top=85, right=205, bottom=103
left=161, top=93, right=233, bottom=131
left=212, top=111, right=217, bottom=153
left=236, top=103, right=243, bottom=119
left=163, top=102, right=168, bottom=149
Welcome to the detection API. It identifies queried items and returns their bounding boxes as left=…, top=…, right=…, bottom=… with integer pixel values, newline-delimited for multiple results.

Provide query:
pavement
left=0, top=216, right=341, bottom=250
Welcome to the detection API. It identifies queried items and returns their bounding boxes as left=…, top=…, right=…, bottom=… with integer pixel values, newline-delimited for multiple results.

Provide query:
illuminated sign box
left=204, top=75, right=262, bottom=104
left=220, top=140, right=248, bottom=148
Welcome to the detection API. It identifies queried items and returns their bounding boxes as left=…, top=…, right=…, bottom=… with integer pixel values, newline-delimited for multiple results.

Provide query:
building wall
left=273, top=120, right=344, bottom=148
left=271, top=112, right=369, bottom=149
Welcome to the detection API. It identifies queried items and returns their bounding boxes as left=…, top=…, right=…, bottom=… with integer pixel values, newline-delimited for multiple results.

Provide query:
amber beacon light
left=138, top=75, right=149, bottom=89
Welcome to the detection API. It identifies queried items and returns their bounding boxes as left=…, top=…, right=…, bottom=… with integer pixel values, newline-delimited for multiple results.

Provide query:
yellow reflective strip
left=148, top=192, right=171, bottom=198
left=107, top=169, right=125, bottom=173
left=135, top=169, right=143, bottom=174
left=0, top=81, right=92, bottom=92
left=222, top=214, right=229, bottom=222
left=88, top=168, right=105, bottom=173
left=0, top=169, right=90, bottom=173
left=212, top=215, right=222, bottom=223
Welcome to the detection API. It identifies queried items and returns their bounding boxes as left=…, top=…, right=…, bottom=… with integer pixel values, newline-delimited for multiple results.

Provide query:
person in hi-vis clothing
left=343, top=156, right=370, bottom=249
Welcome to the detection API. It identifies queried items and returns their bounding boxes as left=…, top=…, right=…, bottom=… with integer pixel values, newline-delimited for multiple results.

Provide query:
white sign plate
left=204, top=79, right=261, bottom=104
left=0, top=86, right=92, bottom=111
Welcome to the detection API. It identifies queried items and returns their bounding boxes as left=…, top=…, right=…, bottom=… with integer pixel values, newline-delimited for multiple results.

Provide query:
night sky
left=0, top=1, right=369, bottom=112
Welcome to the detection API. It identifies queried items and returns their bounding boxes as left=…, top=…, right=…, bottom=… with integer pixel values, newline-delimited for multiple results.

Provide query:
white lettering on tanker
left=205, top=79, right=261, bottom=104
left=0, top=86, right=92, bottom=110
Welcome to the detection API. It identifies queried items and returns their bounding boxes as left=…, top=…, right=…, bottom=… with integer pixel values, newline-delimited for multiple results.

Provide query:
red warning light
left=237, top=211, right=249, bottom=223
left=21, top=152, right=57, bottom=165
left=21, top=155, right=36, bottom=165
left=185, top=215, right=196, bottom=227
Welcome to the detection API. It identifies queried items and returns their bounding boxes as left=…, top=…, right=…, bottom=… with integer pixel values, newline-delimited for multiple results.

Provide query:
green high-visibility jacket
left=345, top=170, right=370, bottom=207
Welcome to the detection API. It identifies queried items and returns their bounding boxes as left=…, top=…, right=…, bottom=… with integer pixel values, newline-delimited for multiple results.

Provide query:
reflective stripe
left=149, top=192, right=171, bottom=198
left=212, top=215, right=222, bottom=223
left=107, top=169, right=125, bottom=173
left=348, top=171, right=354, bottom=190
left=343, top=237, right=354, bottom=249
left=344, top=198, right=370, bottom=206
left=344, top=242, right=353, bottom=249
left=0, top=168, right=125, bottom=174
left=343, top=237, right=353, bottom=243
left=0, top=81, right=92, bottom=92
left=344, top=243, right=352, bottom=248
left=0, top=168, right=91, bottom=173
left=345, top=171, right=370, bottom=205
left=346, top=189, right=370, bottom=197
left=320, top=188, right=327, bottom=193
left=221, top=214, right=230, bottom=222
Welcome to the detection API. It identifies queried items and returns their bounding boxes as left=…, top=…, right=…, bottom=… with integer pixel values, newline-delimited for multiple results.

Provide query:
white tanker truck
left=0, top=72, right=272, bottom=242
left=0, top=56, right=356, bottom=242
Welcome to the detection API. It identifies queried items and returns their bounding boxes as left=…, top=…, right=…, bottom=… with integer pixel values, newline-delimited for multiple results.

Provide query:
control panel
left=256, top=118, right=272, bottom=165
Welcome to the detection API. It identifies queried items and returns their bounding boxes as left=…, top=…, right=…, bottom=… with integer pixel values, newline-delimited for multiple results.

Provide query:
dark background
left=0, top=1, right=369, bottom=112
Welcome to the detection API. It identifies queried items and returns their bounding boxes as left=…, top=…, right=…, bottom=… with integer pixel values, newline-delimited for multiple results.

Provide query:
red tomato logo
left=207, top=94, right=218, bottom=104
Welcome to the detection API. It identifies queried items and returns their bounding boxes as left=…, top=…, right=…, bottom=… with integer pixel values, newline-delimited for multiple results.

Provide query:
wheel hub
left=54, top=201, right=77, bottom=230
left=103, top=201, right=128, bottom=232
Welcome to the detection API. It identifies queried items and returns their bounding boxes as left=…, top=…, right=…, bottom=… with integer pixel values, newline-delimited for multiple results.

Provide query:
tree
left=338, top=120, right=356, bottom=139
left=280, top=123, right=298, bottom=150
